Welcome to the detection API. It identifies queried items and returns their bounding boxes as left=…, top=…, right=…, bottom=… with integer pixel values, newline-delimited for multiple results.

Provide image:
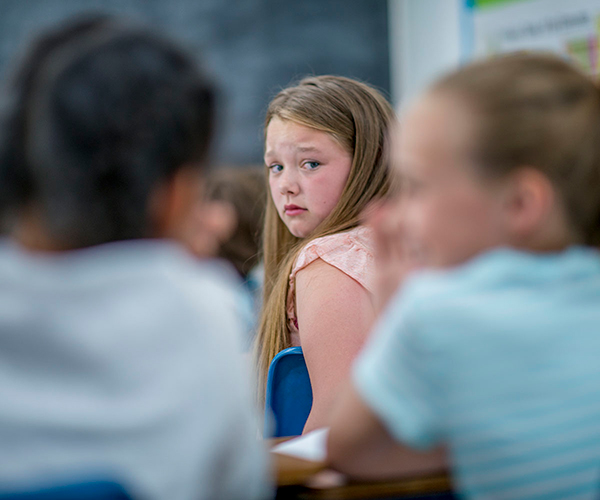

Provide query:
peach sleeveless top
left=286, top=226, right=375, bottom=346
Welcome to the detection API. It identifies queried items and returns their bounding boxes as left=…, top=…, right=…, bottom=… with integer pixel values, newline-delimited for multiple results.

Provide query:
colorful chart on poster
left=467, top=0, right=600, bottom=74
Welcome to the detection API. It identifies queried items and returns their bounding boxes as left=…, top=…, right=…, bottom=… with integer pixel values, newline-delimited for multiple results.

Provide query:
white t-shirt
left=0, top=238, right=270, bottom=500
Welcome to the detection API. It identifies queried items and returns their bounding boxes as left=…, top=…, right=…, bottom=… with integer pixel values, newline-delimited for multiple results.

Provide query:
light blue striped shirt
left=355, top=247, right=600, bottom=500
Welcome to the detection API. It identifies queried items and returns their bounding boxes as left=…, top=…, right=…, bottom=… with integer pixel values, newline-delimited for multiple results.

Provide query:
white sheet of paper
left=271, top=427, right=329, bottom=462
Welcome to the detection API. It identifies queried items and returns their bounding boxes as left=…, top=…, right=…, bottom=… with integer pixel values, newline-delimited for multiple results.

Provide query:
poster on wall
left=466, top=0, right=600, bottom=74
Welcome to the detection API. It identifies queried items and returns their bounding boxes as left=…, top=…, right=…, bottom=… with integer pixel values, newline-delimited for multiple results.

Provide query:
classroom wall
left=388, top=0, right=463, bottom=111
left=0, top=0, right=390, bottom=165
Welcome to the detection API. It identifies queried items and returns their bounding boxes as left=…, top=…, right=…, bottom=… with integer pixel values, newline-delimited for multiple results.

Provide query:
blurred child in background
left=205, top=167, right=266, bottom=283
left=205, top=167, right=266, bottom=344
left=184, top=167, right=266, bottom=349
left=328, top=53, right=600, bottom=499
left=0, top=15, right=269, bottom=500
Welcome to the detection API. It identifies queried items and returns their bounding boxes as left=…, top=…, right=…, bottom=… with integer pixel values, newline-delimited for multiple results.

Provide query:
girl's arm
left=327, top=382, right=448, bottom=479
left=295, top=258, right=375, bottom=433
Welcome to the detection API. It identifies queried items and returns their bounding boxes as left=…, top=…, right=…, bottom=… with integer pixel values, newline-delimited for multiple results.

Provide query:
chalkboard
left=0, top=0, right=390, bottom=164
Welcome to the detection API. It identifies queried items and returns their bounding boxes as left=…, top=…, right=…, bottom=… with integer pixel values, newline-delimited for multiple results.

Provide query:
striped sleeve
left=353, top=284, right=444, bottom=450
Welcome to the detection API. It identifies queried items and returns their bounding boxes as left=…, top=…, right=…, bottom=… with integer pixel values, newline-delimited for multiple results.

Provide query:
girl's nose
left=278, top=169, right=300, bottom=195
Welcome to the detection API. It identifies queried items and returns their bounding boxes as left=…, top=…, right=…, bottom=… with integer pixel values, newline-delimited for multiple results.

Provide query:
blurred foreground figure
left=0, top=15, right=269, bottom=500
left=328, top=53, right=600, bottom=499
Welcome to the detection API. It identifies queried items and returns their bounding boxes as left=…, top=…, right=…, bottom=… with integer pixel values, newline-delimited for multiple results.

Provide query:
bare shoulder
left=295, top=257, right=374, bottom=344
left=295, top=257, right=367, bottom=301
left=294, top=257, right=376, bottom=431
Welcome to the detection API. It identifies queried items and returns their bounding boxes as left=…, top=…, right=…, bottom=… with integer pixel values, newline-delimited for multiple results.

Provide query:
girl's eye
left=303, top=161, right=320, bottom=170
left=268, top=164, right=283, bottom=173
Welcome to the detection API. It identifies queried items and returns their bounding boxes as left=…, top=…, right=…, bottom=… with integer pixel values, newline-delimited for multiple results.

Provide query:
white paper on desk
left=272, top=428, right=329, bottom=462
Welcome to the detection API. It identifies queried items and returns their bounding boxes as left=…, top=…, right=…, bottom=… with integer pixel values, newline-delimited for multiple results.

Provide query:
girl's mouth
left=284, top=204, right=307, bottom=216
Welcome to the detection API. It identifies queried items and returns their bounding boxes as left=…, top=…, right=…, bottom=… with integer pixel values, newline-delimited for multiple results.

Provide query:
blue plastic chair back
left=265, top=346, right=312, bottom=437
left=0, top=480, right=131, bottom=500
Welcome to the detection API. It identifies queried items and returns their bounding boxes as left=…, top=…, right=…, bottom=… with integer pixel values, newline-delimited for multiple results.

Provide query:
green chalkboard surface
left=0, top=0, right=389, bottom=164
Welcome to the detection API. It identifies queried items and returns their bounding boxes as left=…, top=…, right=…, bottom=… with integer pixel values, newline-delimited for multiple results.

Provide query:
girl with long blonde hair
left=255, top=75, right=394, bottom=432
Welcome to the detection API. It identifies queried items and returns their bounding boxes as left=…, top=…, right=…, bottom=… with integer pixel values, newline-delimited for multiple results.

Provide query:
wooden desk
left=272, top=441, right=453, bottom=500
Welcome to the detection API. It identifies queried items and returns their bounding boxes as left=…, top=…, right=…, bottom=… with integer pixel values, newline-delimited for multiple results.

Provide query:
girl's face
left=265, top=117, right=352, bottom=238
left=386, top=92, right=510, bottom=268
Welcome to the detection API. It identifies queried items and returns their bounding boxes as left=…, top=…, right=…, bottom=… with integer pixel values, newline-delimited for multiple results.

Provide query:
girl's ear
left=148, top=166, right=204, bottom=241
left=503, top=167, right=556, bottom=244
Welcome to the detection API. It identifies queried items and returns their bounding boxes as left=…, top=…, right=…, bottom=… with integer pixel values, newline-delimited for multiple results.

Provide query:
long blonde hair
left=254, top=75, right=395, bottom=397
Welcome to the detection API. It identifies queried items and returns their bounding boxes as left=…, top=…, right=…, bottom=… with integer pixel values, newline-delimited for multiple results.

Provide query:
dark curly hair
left=0, top=14, right=215, bottom=248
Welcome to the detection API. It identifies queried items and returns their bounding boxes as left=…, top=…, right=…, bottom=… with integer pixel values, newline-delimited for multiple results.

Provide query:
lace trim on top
left=286, top=226, right=374, bottom=346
